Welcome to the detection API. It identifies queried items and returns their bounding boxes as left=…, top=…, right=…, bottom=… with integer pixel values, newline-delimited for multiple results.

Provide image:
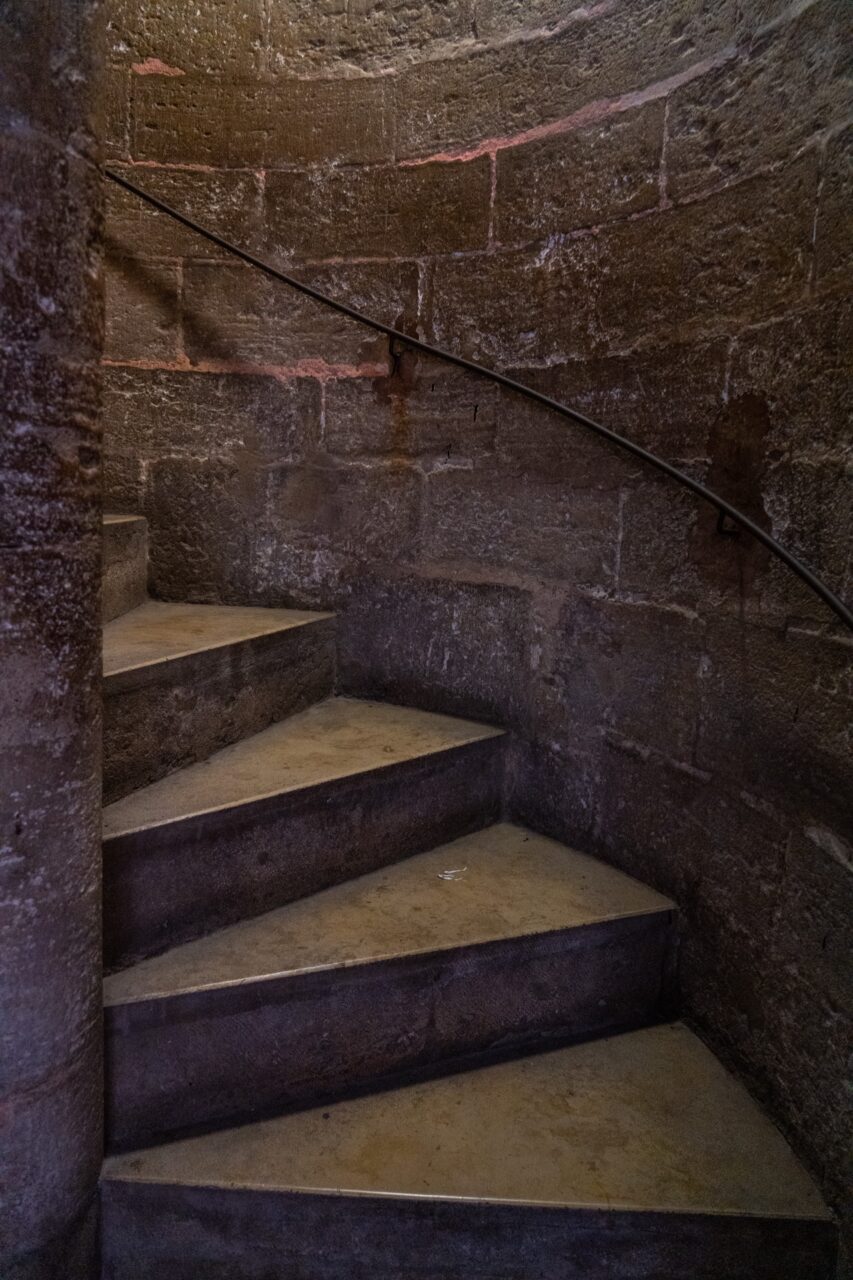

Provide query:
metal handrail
left=104, top=167, right=852, bottom=632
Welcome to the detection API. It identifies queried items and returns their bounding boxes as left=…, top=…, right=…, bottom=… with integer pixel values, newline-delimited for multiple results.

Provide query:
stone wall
left=0, top=3, right=104, bottom=1277
left=100, top=0, right=851, bottom=1264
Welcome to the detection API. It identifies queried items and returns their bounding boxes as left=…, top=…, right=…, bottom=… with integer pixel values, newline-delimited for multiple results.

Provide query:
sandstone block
left=339, top=571, right=532, bottom=723
left=267, top=0, right=475, bottom=72
left=323, top=356, right=498, bottom=460
left=495, top=101, right=664, bottom=243
left=496, top=340, right=728, bottom=479
left=421, top=462, right=619, bottom=584
left=265, top=156, right=491, bottom=260
left=106, top=166, right=264, bottom=261
left=107, top=0, right=263, bottom=76
left=182, top=260, right=416, bottom=367
left=426, top=241, right=598, bottom=367
left=133, top=75, right=394, bottom=167
left=667, top=0, right=850, bottom=200
left=597, top=158, right=817, bottom=349
left=814, top=124, right=853, bottom=300
left=100, top=366, right=319, bottom=464
left=395, top=0, right=736, bottom=158
left=104, top=255, right=180, bottom=363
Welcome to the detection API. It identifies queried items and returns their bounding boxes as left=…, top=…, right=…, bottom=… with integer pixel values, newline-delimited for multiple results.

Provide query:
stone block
left=545, top=594, right=704, bottom=764
left=105, top=166, right=265, bottom=261
left=395, top=0, right=736, bottom=158
left=495, top=101, right=664, bottom=244
left=727, top=300, right=851, bottom=457
left=323, top=355, right=498, bottom=460
left=667, top=0, right=850, bottom=200
left=104, top=255, right=180, bottom=363
left=505, top=737, right=603, bottom=864
left=426, top=240, right=598, bottom=367
left=100, top=366, right=319, bottom=464
left=266, top=0, right=475, bottom=72
left=496, top=339, right=728, bottom=477
left=597, top=159, right=817, bottom=349
left=757, top=455, right=851, bottom=619
left=421, top=462, right=619, bottom=584
left=132, top=75, right=394, bottom=167
left=339, top=570, right=532, bottom=724
left=264, top=461, right=423, bottom=569
left=695, top=618, right=852, bottom=831
left=778, top=826, right=853, bottom=1012
left=145, top=457, right=262, bottom=602
left=107, top=0, right=264, bottom=75
left=264, top=156, right=491, bottom=261
left=99, top=66, right=131, bottom=162
left=182, top=260, right=417, bottom=367
left=814, top=124, right=853, bottom=300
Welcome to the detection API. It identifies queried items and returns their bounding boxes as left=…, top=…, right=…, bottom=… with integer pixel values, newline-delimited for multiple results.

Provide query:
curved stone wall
left=101, top=0, right=851, bottom=1266
left=0, top=3, right=104, bottom=1277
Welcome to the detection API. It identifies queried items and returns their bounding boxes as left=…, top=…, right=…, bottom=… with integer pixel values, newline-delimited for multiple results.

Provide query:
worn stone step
left=104, top=822, right=675, bottom=1148
left=101, top=1022, right=835, bottom=1280
left=104, top=698, right=505, bottom=972
left=103, top=600, right=335, bottom=804
left=103, top=514, right=148, bottom=622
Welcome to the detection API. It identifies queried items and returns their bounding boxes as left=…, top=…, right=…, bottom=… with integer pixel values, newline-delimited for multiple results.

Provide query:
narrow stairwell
left=98, top=515, right=837, bottom=1279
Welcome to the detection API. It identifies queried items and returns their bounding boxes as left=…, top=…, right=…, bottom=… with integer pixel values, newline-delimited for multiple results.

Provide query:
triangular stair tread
left=103, top=512, right=146, bottom=527
left=104, top=697, right=504, bottom=839
left=103, top=599, right=332, bottom=679
left=104, top=823, right=674, bottom=1004
left=103, top=1022, right=828, bottom=1222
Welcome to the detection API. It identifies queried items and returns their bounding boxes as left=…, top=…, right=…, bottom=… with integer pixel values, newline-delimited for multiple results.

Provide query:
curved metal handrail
left=104, top=167, right=852, bottom=632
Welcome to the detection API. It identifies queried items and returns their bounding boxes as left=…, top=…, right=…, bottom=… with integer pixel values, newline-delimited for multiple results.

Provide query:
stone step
left=104, top=822, right=675, bottom=1148
left=101, top=1022, right=835, bottom=1280
left=103, top=600, right=335, bottom=804
left=104, top=698, right=505, bottom=972
left=103, top=514, right=148, bottom=622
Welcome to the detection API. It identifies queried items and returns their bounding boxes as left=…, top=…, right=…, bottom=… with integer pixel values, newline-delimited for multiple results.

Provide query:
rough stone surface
left=0, top=4, right=103, bottom=1276
left=102, top=515, right=148, bottom=621
left=495, top=101, right=665, bottom=242
left=265, top=157, right=492, bottom=261
left=100, top=0, right=853, bottom=1266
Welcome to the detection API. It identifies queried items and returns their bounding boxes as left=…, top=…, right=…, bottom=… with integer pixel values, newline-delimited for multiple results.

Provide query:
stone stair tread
left=104, top=599, right=332, bottom=679
left=105, top=822, right=673, bottom=1005
left=103, top=1022, right=828, bottom=1223
left=104, top=697, right=504, bottom=840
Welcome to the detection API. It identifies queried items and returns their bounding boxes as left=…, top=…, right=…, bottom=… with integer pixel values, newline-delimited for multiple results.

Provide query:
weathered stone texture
left=106, top=166, right=265, bottom=260
left=666, top=0, right=851, bottom=200
left=265, top=157, right=491, bottom=261
left=133, top=75, right=394, bottom=167
left=339, top=571, right=532, bottom=723
left=814, top=125, right=853, bottom=301
left=598, top=158, right=817, bottom=349
left=104, top=255, right=180, bottom=362
left=427, top=241, right=599, bottom=366
left=182, top=260, right=416, bottom=367
left=107, top=0, right=263, bottom=75
left=394, top=0, right=736, bottom=157
left=1, top=6, right=103, bottom=1273
left=495, top=101, right=664, bottom=243
left=422, top=463, right=619, bottom=585
left=323, top=356, right=498, bottom=461
left=266, top=0, right=476, bottom=72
